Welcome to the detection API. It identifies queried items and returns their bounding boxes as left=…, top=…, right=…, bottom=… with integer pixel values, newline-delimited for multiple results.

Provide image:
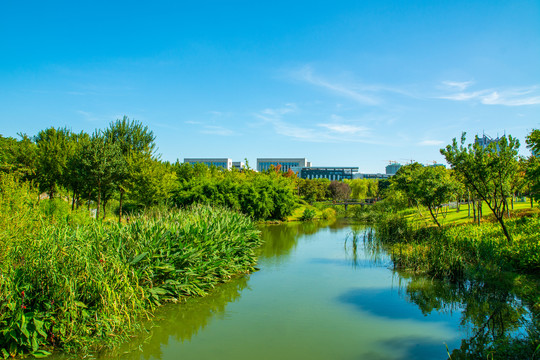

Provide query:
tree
left=328, top=181, right=351, bottom=201
left=80, top=131, right=125, bottom=219
left=64, top=131, right=90, bottom=210
left=104, top=116, right=156, bottom=222
left=392, top=162, right=425, bottom=210
left=525, top=129, right=540, bottom=204
left=128, top=156, right=177, bottom=208
left=0, top=134, right=37, bottom=181
left=34, top=127, right=74, bottom=199
left=414, top=166, right=456, bottom=227
left=441, top=133, right=519, bottom=242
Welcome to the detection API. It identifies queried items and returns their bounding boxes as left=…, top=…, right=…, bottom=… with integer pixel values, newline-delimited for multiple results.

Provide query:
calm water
left=89, top=220, right=532, bottom=360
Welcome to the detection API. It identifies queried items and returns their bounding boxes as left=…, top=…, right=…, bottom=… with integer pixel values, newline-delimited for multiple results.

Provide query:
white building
left=184, top=158, right=233, bottom=170
left=256, top=158, right=310, bottom=173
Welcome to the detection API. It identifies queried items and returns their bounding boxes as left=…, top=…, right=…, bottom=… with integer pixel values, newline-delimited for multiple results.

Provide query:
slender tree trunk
left=477, top=200, right=482, bottom=225
left=530, top=184, right=534, bottom=208
left=118, top=189, right=124, bottom=223
left=428, top=206, right=441, bottom=227
left=468, top=190, right=471, bottom=218
left=511, top=194, right=514, bottom=210
left=497, top=216, right=513, bottom=242
left=72, top=189, right=76, bottom=211
left=102, top=199, right=107, bottom=220
left=472, top=198, right=476, bottom=222
left=96, top=186, right=101, bottom=219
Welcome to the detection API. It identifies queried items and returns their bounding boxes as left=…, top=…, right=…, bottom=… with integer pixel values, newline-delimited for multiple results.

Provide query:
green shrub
left=300, top=208, right=316, bottom=221
left=0, top=197, right=261, bottom=356
left=320, top=208, right=336, bottom=220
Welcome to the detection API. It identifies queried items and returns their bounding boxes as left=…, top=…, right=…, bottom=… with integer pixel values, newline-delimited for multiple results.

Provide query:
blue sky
left=1, top=0, right=539, bottom=172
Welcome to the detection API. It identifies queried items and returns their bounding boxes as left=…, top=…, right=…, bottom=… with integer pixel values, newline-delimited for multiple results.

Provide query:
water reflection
left=52, top=221, right=538, bottom=360
left=257, top=219, right=347, bottom=262
left=395, top=272, right=539, bottom=359
left=98, top=276, right=250, bottom=359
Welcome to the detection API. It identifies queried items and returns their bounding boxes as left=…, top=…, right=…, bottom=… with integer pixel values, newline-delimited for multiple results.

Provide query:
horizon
left=1, top=1, right=539, bottom=173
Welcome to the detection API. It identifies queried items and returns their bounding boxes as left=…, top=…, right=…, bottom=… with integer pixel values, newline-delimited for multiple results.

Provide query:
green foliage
left=298, top=178, right=329, bottom=203
left=0, top=176, right=261, bottom=356
left=0, top=134, right=37, bottom=180
left=441, top=133, right=520, bottom=241
left=128, top=156, right=177, bottom=208
left=345, top=178, right=379, bottom=200
left=328, top=181, right=351, bottom=201
left=372, top=211, right=540, bottom=280
left=173, top=169, right=296, bottom=221
left=320, top=207, right=336, bottom=220
left=300, top=208, right=316, bottom=221
left=392, top=164, right=457, bottom=227
left=34, top=127, right=75, bottom=199
left=79, top=132, right=126, bottom=219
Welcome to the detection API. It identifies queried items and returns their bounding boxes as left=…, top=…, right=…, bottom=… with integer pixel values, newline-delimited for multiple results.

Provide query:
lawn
left=403, top=199, right=539, bottom=227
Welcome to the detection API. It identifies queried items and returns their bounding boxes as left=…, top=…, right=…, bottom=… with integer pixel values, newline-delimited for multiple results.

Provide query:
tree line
left=0, top=118, right=387, bottom=221
left=389, top=131, right=540, bottom=242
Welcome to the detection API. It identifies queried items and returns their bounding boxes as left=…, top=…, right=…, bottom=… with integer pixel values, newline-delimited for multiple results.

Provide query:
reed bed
left=0, top=187, right=261, bottom=358
left=371, top=211, right=540, bottom=280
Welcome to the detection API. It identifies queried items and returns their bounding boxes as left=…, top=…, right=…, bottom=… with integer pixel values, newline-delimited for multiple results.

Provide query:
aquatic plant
left=0, top=178, right=261, bottom=357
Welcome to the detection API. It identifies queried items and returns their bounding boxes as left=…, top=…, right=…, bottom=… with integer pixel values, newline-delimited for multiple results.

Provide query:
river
left=83, top=220, right=534, bottom=359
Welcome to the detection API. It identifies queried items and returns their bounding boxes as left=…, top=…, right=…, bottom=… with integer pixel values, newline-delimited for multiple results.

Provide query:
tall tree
left=104, top=116, right=156, bottom=221
left=34, top=127, right=75, bottom=199
left=525, top=129, right=540, bottom=204
left=80, top=131, right=125, bottom=219
left=64, top=131, right=90, bottom=210
left=441, top=133, right=519, bottom=242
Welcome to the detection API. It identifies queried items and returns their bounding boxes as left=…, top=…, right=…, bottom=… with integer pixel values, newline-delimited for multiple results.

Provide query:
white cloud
left=318, top=123, right=370, bottom=135
left=442, top=81, right=474, bottom=91
left=200, top=125, right=235, bottom=136
left=295, top=66, right=380, bottom=105
left=254, top=104, right=377, bottom=143
left=439, top=84, right=540, bottom=106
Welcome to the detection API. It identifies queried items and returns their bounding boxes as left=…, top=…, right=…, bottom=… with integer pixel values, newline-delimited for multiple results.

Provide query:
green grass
left=403, top=200, right=538, bottom=227
left=0, top=174, right=262, bottom=357
left=287, top=204, right=322, bottom=221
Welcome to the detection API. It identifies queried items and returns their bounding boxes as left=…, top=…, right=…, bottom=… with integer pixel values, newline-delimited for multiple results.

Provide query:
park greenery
left=0, top=173, right=261, bottom=357
left=355, top=131, right=540, bottom=360
left=1, top=118, right=540, bottom=358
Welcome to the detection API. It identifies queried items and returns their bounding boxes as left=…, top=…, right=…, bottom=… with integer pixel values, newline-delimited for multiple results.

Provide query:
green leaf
left=130, top=252, right=148, bottom=265
left=33, top=318, right=47, bottom=338
left=32, top=349, right=52, bottom=358
left=74, top=301, right=87, bottom=308
left=149, top=287, right=168, bottom=296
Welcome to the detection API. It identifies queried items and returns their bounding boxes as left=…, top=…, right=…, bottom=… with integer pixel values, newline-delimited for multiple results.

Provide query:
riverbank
left=364, top=204, right=540, bottom=358
left=0, top=176, right=261, bottom=358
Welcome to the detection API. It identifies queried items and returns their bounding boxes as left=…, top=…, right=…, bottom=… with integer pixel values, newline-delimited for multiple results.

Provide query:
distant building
left=475, top=133, right=502, bottom=150
left=428, top=163, right=446, bottom=168
left=184, top=158, right=233, bottom=170
left=385, top=162, right=402, bottom=175
left=257, top=158, right=310, bottom=173
left=300, top=167, right=359, bottom=181
left=354, top=173, right=391, bottom=180
left=232, top=161, right=245, bottom=170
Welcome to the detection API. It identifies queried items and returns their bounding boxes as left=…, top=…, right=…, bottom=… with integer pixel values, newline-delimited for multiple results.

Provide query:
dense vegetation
left=355, top=131, right=540, bottom=359
left=0, top=173, right=261, bottom=357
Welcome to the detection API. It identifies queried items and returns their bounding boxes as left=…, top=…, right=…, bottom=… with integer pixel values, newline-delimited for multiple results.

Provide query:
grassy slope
left=404, top=200, right=539, bottom=227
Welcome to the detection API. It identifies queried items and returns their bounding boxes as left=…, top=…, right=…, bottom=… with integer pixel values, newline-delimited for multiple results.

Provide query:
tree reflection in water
left=96, top=276, right=250, bottom=360
left=396, top=271, right=539, bottom=359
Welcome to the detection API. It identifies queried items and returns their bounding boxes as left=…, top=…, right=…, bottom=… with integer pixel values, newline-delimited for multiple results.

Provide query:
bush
left=0, top=188, right=261, bottom=356
left=300, top=208, right=316, bottom=221
left=320, top=208, right=336, bottom=220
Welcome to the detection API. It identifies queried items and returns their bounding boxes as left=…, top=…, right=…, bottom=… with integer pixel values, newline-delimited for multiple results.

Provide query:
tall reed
left=0, top=180, right=261, bottom=358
